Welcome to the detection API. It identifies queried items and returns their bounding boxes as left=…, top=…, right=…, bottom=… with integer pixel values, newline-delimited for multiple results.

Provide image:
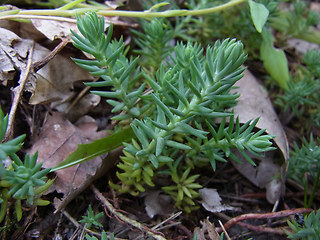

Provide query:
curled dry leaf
left=232, top=69, right=289, bottom=204
left=26, top=43, right=94, bottom=105
left=0, top=27, right=94, bottom=105
left=0, top=48, right=15, bottom=85
left=0, top=27, right=33, bottom=85
left=30, top=112, right=108, bottom=211
left=194, top=219, right=221, bottom=240
left=143, top=191, right=174, bottom=218
left=199, top=188, right=237, bottom=213
left=30, top=19, right=79, bottom=41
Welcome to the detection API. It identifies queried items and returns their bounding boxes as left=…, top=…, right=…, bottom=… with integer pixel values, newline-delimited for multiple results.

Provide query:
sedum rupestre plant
left=276, top=49, right=320, bottom=128
left=0, top=107, right=53, bottom=223
left=287, top=135, right=320, bottom=208
left=71, top=12, right=275, bottom=212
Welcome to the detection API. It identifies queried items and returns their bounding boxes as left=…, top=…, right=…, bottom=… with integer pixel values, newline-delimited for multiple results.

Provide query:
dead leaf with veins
left=0, top=27, right=94, bottom=105
left=30, top=112, right=108, bottom=211
left=30, top=19, right=78, bottom=41
left=232, top=69, right=289, bottom=204
left=0, top=27, right=32, bottom=85
left=27, top=42, right=94, bottom=105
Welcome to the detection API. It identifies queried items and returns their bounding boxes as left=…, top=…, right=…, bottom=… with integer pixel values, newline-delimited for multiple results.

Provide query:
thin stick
left=220, top=208, right=313, bottom=232
left=219, top=220, right=231, bottom=240
left=90, top=184, right=167, bottom=240
left=62, top=210, right=81, bottom=228
left=65, top=78, right=98, bottom=114
left=5, top=42, right=34, bottom=140
left=235, top=222, right=286, bottom=235
left=152, top=211, right=182, bottom=230
left=32, top=36, right=71, bottom=72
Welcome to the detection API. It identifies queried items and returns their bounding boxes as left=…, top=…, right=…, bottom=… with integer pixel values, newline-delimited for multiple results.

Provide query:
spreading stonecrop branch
left=0, top=107, right=53, bottom=223
left=71, top=12, right=275, bottom=212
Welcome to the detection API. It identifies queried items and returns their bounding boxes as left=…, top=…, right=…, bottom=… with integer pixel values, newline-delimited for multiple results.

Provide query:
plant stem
left=0, top=0, right=247, bottom=20
left=303, top=175, right=308, bottom=208
left=307, top=170, right=320, bottom=208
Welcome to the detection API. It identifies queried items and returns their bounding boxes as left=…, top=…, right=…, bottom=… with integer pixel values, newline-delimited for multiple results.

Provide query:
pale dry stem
left=5, top=42, right=34, bottom=140
left=91, top=184, right=167, bottom=240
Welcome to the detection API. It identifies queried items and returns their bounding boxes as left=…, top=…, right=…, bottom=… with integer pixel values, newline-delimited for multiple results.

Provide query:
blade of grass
left=51, top=127, right=134, bottom=171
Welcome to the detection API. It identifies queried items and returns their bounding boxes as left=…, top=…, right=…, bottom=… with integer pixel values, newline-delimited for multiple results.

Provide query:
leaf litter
left=0, top=26, right=94, bottom=105
left=30, top=112, right=107, bottom=211
left=232, top=70, right=289, bottom=204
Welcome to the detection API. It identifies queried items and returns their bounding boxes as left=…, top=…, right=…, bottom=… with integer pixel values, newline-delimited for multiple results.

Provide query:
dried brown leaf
left=0, top=27, right=32, bottom=85
left=0, top=27, right=93, bottom=104
left=30, top=19, right=78, bottom=41
left=27, top=43, right=94, bottom=105
left=194, top=219, right=221, bottom=240
left=30, top=112, right=108, bottom=211
left=231, top=69, right=289, bottom=203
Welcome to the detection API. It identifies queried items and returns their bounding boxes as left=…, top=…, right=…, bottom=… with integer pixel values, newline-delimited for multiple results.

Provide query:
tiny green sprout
left=0, top=107, right=25, bottom=161
left=80, top=205, right=104, bottom=230
left=86, top=231, right=112, bottom=240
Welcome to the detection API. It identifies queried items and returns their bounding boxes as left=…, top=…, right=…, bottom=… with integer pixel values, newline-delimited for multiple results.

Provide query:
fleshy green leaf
left=51, top=128, right=135, bottom=171
left=260, top=29, right=289, bottom=89
left=248, top=0, right=269, bottom=33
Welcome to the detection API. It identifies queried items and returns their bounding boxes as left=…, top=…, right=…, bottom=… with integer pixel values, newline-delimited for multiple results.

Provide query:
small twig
left=175, top=222, right=194, bottom=239
left=155, top=221, right=182, bottom=231
left=218, top=220, right=231, bottom=240
left=110, top=179, right=120, bottom=209
left=32, top=36, right=71, bottom=72
left=62, top=210, right=81, bottom=228
left=91, top=184, right=167, bottom=240
left=217, top=208, right=313, bottom=234
left=235, top=222, right=286, bottom=235
left=152, top=211, right=182, bottom=230
left=1, top=0, right=246, bottom=19
left=65, top=78, right=98, bottom=114
left=5, top=42, right=34, bottom=140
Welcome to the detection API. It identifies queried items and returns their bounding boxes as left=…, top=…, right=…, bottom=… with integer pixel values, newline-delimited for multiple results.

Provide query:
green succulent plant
left=287, top=210, right=320, bottom=240
left=0, top=107, right=53, bottom=223
left=80, top=204, right=104, bottom=230
left=86, top=231, right=112, bottom=240
left=276, top=49, right=320, bottom=128
left=71, top=11, right=275, bottom=212
left=287, top=135, right=320, bottom=208
left=0, top=108, right=25, bottom=161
